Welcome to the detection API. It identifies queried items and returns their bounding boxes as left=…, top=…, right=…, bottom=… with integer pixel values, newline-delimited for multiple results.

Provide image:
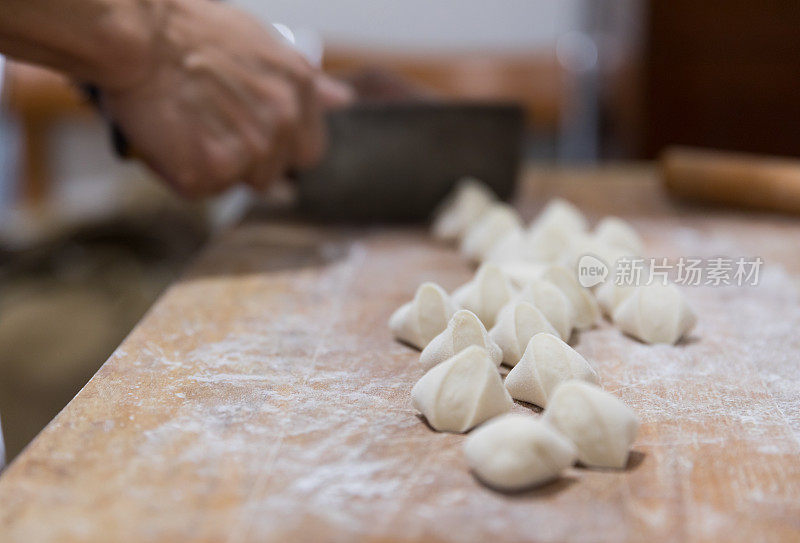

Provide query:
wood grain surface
left=1, top=166, right=799, bottom=542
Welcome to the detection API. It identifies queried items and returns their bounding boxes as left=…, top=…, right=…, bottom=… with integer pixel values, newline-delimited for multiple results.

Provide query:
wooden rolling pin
left=661, top=147, right=800, bottom=214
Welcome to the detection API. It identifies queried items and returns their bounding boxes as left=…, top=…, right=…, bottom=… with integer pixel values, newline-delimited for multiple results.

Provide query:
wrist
left=89, top=0, right=162, bottom=90
left=0, top=0, right=164, bottom=90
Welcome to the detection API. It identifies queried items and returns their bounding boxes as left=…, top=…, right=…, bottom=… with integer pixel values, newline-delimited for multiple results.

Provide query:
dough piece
left=464, top=414, right=577, bottom=490
left=389, top=282, right=459, bottom=349
left=529, top=198, right=588, bottom=237
left=483, top=227, right=530, bottom=264
left=518, top=199, right=589, bottom=262
left=612, top=283, right=696, bottom=344
left=561, top=235, right=635, bottom=282
left=516, top=279, right=574, bottom=340
left=411, top=346, right=513, bottom=433
left=452, top=263, right=515, bottom=329
left=504, top=333, right=598, bottom=407
left=460, top=203, right=522, bottom=262
left=595, top=280, right=636, bottom=317
left=496, top=262, right=547, bottom=289
left=488, top=301, right=558, bottom=366
left=544, top=380, right=639, bottom=469
left=432, top=177, right=496, bottom=242
left=524, top=224, right=581, bottom=263
left=420, top=310, right=503, bottom=372
left=593, top=216, right=643, bottom=254
left=542, top=265, right=600, bottom=330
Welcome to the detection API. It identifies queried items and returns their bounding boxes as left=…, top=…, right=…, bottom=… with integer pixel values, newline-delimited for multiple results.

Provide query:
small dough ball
left=452, top=263, right=516, bottom=329
left=516, top=279, right=575, bottom=340
left=419, top=309, right=503, bottom=372
left=529, top=198, right=588, bottom=237
left=496, top=262, right=548, bottom=289
left=542, top=265, right=600, bottom=330
left=526, top=225, right=584, bottom=263
left=612, top=283, right=696, bottom=344
left=483, top=227, right=530, bottom=264
left=432, top=177, right=496, bottom=242
left=460, top=203, right=522, bottom=263
left=544, top=380, right=639, bottom=469
left=412, top=346, right=513, bottom=433
left=560, top=234, right=635, bottom=283
left=523, top=199, right=588, bottom=263
left=489, top=301, right=559, bottom=366
left=464, top=414, right=577, bottom=491
left=504, top=333, right=598, bottom=407
left=595, top=280, right=637, bottom=317
left=389, top=282, right=459, bottom=349
left=593, top=216, right=643, bottom=254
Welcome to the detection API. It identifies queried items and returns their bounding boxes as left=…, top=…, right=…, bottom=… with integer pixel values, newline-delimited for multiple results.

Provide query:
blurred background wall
left=641, top=0, right=800, bottom=158
left=234, top=0, right=583, bottom=52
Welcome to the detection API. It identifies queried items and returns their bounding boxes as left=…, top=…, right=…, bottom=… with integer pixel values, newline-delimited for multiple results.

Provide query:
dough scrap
left=452, top=263, right=516, bottom=329
left=412, top=345, right=513, bottom=433
left=504, top=333, right=598, bottom=407
left=544, top=380, right=639, bottom=469
left=460, top=203, right=522, bottom=262
left=516, top=279, right=574, bottom=340
left=432, top=177, right=496, bottom=242
left=489, top=301, right=558, bottom=366
left=464, top=414, right=577, bottom=490
left=593, top=216, right=643, bottom=254
left=420, top=310, right=503, bottom=372
left=389, top=282, right=459, bottom=349
left=612, top=283, right=696, bottom=344
left=542, top=265, right=600, bottom=330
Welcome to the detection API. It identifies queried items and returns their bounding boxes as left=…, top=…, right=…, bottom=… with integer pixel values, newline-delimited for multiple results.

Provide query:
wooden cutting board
left=1, top=166, right=799, bottom=542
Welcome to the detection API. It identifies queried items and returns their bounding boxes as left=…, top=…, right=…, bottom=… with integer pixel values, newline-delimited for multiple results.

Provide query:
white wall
left=233, top=0, right=582, bottom=53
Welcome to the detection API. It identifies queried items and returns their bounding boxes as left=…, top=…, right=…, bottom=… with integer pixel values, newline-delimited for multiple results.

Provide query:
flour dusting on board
left=137, top=221, right=800, bottom=541
left=3, top=192, right=800, bottom=543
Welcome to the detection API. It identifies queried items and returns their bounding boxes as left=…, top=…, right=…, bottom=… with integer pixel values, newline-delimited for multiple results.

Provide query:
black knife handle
left=81, top=83, right=131, bottom=158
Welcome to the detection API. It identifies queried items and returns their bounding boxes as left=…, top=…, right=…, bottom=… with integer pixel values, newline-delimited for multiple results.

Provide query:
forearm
left=0, top=0, right=157, bottom=89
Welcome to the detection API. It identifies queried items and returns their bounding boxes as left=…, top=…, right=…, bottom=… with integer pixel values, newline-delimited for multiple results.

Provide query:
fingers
left=279, top=71, right=353, bottom=172
left=283, top=64, right=325, bottom=169
left=127, top=68, right=344, bottom=198
left=243, top=49, right=327, bottom=173
left=315, top=74, right=356, bottom=109
left=239, top=70, right=347, bottom=190
left=111, top=37, right=351, bottom=198
left=273, top=46, right=353, bottom=169
left=243, top=121, right=292, bottom=191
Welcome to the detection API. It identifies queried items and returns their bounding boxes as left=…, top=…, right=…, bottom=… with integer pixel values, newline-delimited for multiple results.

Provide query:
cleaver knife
left=295, top=101, right=523, bottom=222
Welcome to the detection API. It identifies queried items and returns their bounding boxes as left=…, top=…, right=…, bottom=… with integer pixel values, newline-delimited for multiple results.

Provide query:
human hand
left=100, top=0, right=352, bottom=198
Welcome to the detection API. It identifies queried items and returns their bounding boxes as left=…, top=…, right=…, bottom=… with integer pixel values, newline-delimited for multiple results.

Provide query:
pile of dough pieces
left=387, top=177, right=698, bottom=491
left=428, top=177, right=697, bottom=345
